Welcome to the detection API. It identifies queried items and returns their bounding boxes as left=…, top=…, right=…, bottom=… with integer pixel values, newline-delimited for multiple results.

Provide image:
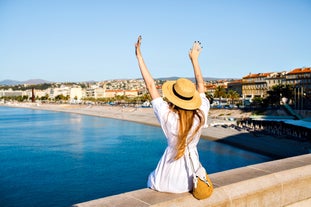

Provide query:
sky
left=0, top=0, right=310, bottom=82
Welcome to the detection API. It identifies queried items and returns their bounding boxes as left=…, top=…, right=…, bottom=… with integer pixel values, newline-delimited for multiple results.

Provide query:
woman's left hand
left=135, top=35, right=142, bottom=57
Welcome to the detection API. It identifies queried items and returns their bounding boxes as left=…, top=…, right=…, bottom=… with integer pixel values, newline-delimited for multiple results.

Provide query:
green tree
left=40, top=94, right=49, bottom=101
left=251, top=97, right=264, bottom=108
left=55, top=94, right=69, bottom=101
left=140, top=93, right=151, bottom=102
left=227, top=90, right=240, bottom=105
left=213, top=86, right=226, bottom=98
left=264, top=84, right=294, bottom=107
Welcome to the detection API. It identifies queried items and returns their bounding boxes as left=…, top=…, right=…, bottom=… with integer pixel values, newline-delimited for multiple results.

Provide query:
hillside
left=0, top=79, right=50, bottom=86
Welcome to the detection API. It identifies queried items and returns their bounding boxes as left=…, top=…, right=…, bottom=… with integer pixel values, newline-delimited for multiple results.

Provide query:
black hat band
left=173, top=84, right=193, bottom=101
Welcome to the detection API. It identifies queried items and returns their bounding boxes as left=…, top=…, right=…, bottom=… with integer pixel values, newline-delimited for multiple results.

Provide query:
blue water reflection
left=0, top=106, right=271, bottom=207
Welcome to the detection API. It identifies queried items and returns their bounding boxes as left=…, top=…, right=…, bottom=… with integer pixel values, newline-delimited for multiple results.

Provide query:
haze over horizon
left=1, top=0, right=310, bottom=82
left=0, top=75, right=226, bottom=86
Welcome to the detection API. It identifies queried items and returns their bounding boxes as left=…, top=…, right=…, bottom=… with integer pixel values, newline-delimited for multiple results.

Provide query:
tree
left=251, top=97, right=264, bottom=108
left=213, top=86, right=226, bottom=98
left=280, top=84, right=294, bottom=100
left=40, top=94, right=49, bottom=101
left=264, top=84, right=294, bottom=107
left=140, top=93, right=151, bottom=102
left=55, top=94, right=69, bottom=102
left=227, top=90, right=240, bottom=105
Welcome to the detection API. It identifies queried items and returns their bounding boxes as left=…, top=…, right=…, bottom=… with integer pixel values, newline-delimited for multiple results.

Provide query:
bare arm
left=135, top=36, right=160, bottom=100
left=189, top=41, right=205, bottom=93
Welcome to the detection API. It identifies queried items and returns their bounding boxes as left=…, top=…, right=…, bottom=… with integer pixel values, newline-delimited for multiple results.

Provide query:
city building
left=242, top=72, right=271, bottom=99
left=1, top=67, right=310, bottom=109
left=285, top=67, right=311, bottom=88
left=285, top=67, right=311, bottom=109
left=48, top=86, right=70, bottom=99
left=103, top=89, right=139, bottom=98
left=70, top=87, right=83, bottom=103
left=265, top=71, right=287, bottom=90
left=227, top=79, right=242, bottom=96
left=0, top=89, right=26, bottom=97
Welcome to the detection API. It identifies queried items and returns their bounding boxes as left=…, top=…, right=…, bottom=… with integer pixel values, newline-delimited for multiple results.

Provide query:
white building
left=0, top=89, right=26, bottom=97
left=48, top=86, right=70, bottom=99
left=70, top=87, right=83, bottom=103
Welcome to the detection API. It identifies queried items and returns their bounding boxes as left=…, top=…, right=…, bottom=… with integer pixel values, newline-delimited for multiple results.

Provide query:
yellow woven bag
left=188, top=148, right=214, bottom=200
left=192, top=166, right=214, bottom=200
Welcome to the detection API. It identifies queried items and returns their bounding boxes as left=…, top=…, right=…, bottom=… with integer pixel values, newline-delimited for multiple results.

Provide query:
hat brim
left=162, top=81, right=202, bottom=110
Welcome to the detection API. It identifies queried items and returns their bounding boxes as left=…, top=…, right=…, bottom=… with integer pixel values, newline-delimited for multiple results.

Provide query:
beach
left=2, top=102, right=310, bottom=159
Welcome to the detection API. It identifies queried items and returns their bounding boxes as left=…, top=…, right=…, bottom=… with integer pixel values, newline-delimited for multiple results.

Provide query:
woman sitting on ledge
left=135, top=36, right=210, bottom=193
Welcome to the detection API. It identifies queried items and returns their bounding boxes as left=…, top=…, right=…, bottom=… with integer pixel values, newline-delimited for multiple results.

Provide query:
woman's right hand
left=189, top=41, right=205, bottom=93
left=189, top=41, right=202, bottom=61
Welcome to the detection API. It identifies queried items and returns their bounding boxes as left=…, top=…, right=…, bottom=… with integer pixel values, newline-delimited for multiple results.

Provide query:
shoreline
left=2, top=102, right=310, bottom=159
left=1, top=102, right=246, bottom=140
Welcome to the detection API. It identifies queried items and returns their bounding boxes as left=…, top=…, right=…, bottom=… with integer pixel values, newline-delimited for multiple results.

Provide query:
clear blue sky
left=1, top=0, right=310, bottom=82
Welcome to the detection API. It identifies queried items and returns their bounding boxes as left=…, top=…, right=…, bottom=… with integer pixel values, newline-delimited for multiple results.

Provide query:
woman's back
left=135, top=36, right=210, bottom=194
left=147, top=93, right=209, bottom=193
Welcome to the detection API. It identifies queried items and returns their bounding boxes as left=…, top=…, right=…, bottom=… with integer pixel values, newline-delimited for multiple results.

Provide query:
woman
left=135, top=36, right=210, bottom=193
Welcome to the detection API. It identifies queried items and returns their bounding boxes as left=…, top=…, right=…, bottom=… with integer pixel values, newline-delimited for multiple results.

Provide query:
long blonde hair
left=169, top=103, right=205, bottom=160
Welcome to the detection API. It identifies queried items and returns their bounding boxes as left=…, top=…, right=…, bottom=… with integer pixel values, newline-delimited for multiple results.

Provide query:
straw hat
left=162, top=78, right=201, bottom=110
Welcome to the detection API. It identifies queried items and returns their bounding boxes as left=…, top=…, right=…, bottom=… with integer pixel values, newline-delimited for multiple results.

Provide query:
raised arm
left=189, top=41, right=205, bottom=93
left=135, top=36, right=160, bottom=100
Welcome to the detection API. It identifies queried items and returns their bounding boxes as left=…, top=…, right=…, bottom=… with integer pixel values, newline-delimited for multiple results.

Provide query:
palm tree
left=227, top=90, right=240, bottom=105
left=213, top=86, right=226, bottom=98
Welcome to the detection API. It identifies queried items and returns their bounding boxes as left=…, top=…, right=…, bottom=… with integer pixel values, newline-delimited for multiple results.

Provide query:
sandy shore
left=2, top=102, right=244, bottom=139
left=2, top=102, right=310, bottom=158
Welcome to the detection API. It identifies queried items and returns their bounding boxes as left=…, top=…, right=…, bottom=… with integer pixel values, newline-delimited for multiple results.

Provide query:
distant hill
left=0, top=79, right=51, bottom=86
left=0, top=80, right=21, bottom=86
left=0, top=77, right=233, bottom=86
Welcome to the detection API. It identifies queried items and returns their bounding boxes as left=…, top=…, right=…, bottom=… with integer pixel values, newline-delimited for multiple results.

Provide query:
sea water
left=0, top=106, right=272, bottom=207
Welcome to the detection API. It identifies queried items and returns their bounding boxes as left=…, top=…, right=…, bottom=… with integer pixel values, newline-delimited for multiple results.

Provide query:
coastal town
left=1, top=67, right=310, bottom=110
left=2, top=0, right=311, bottom=206
left=2, top=67, right=310, bottom=207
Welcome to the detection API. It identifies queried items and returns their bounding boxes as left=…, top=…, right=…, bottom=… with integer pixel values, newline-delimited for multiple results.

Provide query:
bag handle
left=187, top=145, right=197, bottom=176
left=187, top=146, right=211, bottom=187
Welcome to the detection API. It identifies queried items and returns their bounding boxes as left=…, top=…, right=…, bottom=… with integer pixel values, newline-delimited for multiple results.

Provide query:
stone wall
left=73, top=154, right=311, bottom=207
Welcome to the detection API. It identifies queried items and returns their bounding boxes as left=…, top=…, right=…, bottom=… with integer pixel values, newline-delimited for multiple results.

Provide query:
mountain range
left=0, top=79, right=51, bottom=86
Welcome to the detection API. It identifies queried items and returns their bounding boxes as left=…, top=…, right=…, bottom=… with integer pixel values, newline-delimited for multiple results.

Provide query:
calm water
left=0, top=106, right=272, bottom=207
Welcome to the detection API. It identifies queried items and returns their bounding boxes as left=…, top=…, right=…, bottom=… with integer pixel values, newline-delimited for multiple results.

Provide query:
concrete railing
left=73, top=154, right=311, bottom=207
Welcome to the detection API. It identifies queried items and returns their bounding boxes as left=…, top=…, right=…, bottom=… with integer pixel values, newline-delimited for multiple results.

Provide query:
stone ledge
left=73, top=154, right=311, bottom=207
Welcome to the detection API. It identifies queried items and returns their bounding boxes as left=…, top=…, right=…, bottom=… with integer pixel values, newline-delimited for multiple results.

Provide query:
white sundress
left=147, top=93, right=210, bottom=193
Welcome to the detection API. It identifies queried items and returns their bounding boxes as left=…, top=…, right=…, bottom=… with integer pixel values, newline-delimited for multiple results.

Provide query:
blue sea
left=0, top=106, right=272, bottom=207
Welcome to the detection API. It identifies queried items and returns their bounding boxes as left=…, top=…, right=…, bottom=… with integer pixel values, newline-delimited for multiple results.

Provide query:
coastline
left=1, top=102, right=247, bottom=140
left=2, top=102, right=310, bottom=159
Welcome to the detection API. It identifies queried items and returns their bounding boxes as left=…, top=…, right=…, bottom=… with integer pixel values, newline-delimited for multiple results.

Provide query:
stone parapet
left=73, top=154, right=311, bottom=207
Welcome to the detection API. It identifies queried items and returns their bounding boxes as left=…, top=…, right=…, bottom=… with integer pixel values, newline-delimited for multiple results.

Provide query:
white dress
left=147, top=93, right=210, bottom=193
